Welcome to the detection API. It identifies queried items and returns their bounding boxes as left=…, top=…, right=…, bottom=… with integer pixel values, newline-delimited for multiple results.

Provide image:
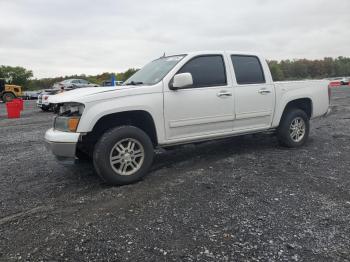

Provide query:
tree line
left=0, top=66, right=138, bottom=90
left=24, top=68, right=138, bottom=90
left=268, top=56, right=350, bottom=81
left=1, top=57, right=349, bottom=90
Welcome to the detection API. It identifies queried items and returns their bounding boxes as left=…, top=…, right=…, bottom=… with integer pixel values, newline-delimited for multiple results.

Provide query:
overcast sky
left=0, top=0, right=349, bottom=78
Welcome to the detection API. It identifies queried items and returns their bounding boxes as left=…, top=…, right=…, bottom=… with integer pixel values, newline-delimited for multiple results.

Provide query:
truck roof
left=180, top=51, right=262, bottom=57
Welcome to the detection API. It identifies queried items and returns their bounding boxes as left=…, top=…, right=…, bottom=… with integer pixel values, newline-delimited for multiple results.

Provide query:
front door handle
left=217, top=91, right=232, bottom=97
left=258, top=89, right=271, bottom=95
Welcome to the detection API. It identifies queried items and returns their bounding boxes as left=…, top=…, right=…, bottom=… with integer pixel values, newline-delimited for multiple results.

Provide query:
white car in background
left=54, top=79, right=99, bottom=89
left=340, top=77, right=349, bottom=85
left=37, top=89, right=61, bottom=111
left=39, top=80, right=100, bottom=112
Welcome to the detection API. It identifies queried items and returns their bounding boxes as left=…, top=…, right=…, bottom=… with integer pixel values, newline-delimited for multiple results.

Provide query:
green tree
left=116, top=68, right=139, bottom=82
left=5, top=56, right=350, bottom=91
left=0, top=66, right=33, bottom=88
left=268, top=61, right=284, bottom=81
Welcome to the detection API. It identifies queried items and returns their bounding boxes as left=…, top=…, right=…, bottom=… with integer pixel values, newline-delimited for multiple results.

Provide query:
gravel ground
left=0, top=87, right=350, bottom=261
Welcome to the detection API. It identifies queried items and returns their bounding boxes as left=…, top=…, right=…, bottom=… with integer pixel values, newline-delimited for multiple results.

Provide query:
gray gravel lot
left=0, top=87, right=350, bottom=261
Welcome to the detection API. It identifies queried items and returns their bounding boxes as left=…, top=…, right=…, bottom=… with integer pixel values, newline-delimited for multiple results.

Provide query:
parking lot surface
left=0, top=87, right=350, bottom=261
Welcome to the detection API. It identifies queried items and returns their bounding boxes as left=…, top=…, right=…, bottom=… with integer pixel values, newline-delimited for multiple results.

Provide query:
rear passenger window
left=231, top=55, right=265, bottom=85
left=178, top=55, right=227, bottom=87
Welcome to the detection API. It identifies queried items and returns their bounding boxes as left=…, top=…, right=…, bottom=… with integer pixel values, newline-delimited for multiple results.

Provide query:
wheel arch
left=78, top=110, right=158, bottom=155
left=275, top=97, right=313, bottom=127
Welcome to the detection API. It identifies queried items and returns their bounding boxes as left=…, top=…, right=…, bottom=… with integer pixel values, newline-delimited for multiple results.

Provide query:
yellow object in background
left=0, top=79, right=23, bottom=102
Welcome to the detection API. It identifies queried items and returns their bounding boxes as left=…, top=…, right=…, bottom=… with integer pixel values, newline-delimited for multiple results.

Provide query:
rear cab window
left=231, top=55, right=265, bottom=85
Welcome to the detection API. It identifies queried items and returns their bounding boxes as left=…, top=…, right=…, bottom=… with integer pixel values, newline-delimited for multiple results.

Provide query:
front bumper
left=37, top=102, right=49, bottom=108
left=45, top=128, right=81, bottom=158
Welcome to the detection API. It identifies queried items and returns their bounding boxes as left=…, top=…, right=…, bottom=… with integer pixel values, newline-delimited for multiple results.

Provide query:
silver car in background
left=23, top=90, right=43, bottom=100
left=54, top=79, right=99, bottom=89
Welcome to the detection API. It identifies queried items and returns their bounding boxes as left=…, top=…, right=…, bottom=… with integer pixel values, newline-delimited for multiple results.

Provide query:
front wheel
left=93, top=126, right=154, bottom=185
left=277, top=109, right=310, bottom=148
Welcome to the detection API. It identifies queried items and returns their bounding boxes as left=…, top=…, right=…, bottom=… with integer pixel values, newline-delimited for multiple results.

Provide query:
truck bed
left=272, top=80, right=330, bottom=126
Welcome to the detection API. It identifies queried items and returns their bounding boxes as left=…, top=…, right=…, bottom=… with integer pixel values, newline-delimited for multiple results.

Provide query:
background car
left=54, top=79, right=99, bottom=89
left=101, top=80, right=124, bottom=86
left=340, top=77, right=350, bottom=85
left=23, top=90, right=43, bottom=100
left=37, top=89, right=60, bottom=111
left=22, top=91, right=33, bottom=100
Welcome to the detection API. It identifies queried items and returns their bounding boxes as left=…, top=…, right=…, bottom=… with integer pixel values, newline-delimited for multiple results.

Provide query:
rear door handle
left=217, top=91, right=232, bottom=97
left=258, top=89, right=271, bottom=95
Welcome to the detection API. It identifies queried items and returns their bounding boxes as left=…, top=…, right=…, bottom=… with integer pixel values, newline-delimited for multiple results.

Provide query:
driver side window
left=177, top=55, right=227, bottom=88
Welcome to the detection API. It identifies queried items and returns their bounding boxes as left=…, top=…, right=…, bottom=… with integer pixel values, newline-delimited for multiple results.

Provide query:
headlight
left=54, top=116, right=80, bottom=132
left=59, top=102, right=84, bottom=116
left=54, top=103, right=84, bottom=132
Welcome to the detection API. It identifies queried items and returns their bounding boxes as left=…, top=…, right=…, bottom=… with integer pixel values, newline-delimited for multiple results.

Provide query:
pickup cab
left=45, top=51, right=331, bottom=185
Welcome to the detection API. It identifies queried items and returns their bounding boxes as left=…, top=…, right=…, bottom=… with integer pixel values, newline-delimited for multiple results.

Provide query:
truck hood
left=48, top=86, right=120, bottom=104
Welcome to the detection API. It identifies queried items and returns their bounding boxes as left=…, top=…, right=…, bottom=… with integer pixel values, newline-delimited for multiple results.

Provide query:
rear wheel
left=93, top=126, right=154, bottom=185
left=277, top=108, right=309, bottom=148
left=2, top=92, right=15, bottom=103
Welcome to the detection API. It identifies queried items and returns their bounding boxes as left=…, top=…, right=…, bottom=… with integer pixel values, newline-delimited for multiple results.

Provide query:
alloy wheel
left=109, top=138, right=145, bottom=176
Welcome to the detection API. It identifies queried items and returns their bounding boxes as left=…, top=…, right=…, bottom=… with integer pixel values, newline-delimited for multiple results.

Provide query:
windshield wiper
left=125, top=81, right=144, bottom=85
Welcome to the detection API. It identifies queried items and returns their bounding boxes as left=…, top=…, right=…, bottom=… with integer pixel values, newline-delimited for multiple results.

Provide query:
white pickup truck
left=45, top=51, right=331, bottom=185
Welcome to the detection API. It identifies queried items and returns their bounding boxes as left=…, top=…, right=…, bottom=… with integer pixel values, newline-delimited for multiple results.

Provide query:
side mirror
left=170, top=73, right=193, bottom=90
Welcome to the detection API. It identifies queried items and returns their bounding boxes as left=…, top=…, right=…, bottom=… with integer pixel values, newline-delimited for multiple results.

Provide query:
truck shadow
left=150, top=133, right=281, bottom=172
left=69, top=132, right=314, bottom=187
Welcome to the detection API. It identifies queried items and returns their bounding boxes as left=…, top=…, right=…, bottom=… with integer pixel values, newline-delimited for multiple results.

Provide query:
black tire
left=75, top=148, right=91, bottom=161
left=52, top=104, right=60, bottom=114
left=2, top=92, right=15, bottom=103
left=277, top=108, right=310, bottom=148
left=41, top=105, right=50, bottom=112
left=93, top=126, right=154, bottom=185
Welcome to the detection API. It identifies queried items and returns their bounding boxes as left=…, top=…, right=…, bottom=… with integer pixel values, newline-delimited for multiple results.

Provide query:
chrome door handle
left=258, top=89, right=271, bottom=95
left=217, top=91, right=232, bottom=97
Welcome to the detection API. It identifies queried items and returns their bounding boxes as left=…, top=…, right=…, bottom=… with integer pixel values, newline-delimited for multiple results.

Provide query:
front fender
left=76, top=93, right=166, bottom=143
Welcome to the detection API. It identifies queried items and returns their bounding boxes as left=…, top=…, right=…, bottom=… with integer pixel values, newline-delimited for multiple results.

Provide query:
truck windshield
left=124, top=55, right=186, bottom=85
